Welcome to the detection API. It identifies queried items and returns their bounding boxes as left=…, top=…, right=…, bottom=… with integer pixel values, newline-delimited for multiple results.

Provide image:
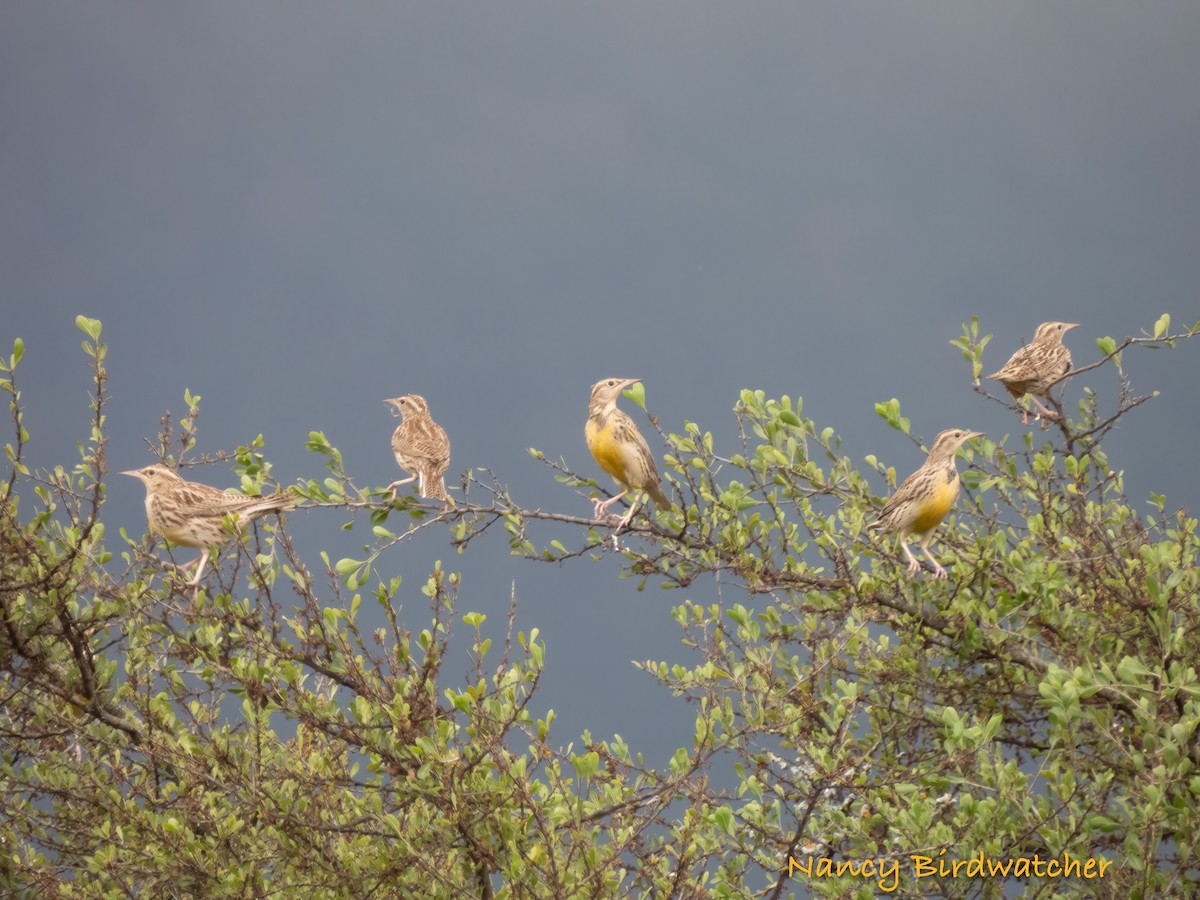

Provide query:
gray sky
left=3, top=3, right=1199, bottom=760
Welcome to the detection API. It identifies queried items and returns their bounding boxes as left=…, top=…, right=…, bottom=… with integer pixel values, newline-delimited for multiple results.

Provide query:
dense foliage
left=2, top=315, right=1198, bottom=898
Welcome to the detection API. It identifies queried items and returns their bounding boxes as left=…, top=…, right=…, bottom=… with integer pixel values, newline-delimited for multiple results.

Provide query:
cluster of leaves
left=1, top=314, right=1199, bottom=897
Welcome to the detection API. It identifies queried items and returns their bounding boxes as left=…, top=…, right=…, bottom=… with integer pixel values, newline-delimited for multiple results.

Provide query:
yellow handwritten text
left=788, top=855, right=901, bottom=893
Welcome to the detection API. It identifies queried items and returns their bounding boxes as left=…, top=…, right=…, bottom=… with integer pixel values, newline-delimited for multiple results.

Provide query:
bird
left=987, top=321, right=1078, bottom=424
left=867, top=428, right=983, bottom=579
left=384, top=394, right=452, bottom=507
left=121, top=465, right=295, bottom=593
left=584, top=377, right=670, bottom=527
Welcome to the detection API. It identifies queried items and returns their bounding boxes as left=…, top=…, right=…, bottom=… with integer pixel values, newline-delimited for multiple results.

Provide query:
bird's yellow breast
left=909, top=475, right=959, bottom=534
left=586, top=419, right=631, bottom=485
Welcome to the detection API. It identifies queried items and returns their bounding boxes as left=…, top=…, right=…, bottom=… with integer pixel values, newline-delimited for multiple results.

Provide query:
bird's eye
left=608, top=380, right=616, bottom=387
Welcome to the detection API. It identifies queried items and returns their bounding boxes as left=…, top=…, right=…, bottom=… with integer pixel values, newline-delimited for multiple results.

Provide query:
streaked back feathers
left=121, top=465, right=294, bottom=549
left=988, top=322, right=1078, bottom=392
left=870, top=429, right=982, bottom=536
left=585, top=378, right=669, bottom=509
left=385, top=393, right=452, bottom=504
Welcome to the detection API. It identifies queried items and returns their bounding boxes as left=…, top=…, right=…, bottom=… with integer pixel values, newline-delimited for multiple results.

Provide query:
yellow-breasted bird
left=987, top=321, right=1078, bottom=424
left=585, top=377, right=670, bottom=527
left=867, top=428, right=983, bottom=579
left=385, top=394, right=452, bottom=507
left=121, top=465, right=295, bottom=593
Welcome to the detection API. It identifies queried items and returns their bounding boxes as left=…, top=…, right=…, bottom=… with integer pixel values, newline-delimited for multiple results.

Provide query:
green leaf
left=624, top=380, right=647, bottom=409
left=873, top=398, right=910, bottom=434
left=1154, top=313, right=1170, bottom=339
left=11, top=337, right=23, bottom=368
left=572, top=751, right=600, bottom=780
left=711, top=805, right=735, bottom=835
left=75, top=316, right=102, bottom=341
left=1096, top=335, right=1122, bottom=366
left=669, top=747, right=690, bottom=775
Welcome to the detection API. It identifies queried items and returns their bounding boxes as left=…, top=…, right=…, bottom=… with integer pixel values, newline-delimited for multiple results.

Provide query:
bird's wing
left=988, top=345, right=1036, bottom=382
left=617, top=412, right=660, bottom=478
left=871, top=467, right=931, bottom=530
left=394, top=420, right=450, bottom=466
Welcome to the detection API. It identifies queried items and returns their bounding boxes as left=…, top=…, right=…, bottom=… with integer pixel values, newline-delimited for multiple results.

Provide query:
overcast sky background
left=3, top=3, right=1199, bottom=764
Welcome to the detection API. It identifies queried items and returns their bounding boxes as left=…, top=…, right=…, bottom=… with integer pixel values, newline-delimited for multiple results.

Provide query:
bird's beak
left=1065, top=323, right=1080, bottom=331
left=966, top=431, right=985, bottom=441
left=619, top=378, right=642, bottom=391
left=118, top=469, right=141, bottom=478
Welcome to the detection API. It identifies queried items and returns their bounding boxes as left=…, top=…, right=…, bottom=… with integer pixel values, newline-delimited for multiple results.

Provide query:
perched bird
left=868, top=428, right=983, bottom=579
left=585, top=377, right=670, bottom=527
left=121, top=465, right=295, bottom=592
left=384, top=394, right=452, bottom=507
left=987, top=321, right=1078, bottom=424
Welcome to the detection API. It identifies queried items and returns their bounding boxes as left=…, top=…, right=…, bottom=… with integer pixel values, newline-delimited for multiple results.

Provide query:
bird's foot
left=1031, top=398, right=1058, bottom=421
left=593, top=497, right=620, bottom=519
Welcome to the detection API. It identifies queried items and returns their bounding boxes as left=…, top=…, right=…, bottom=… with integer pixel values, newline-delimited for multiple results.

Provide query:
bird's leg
left=186, top=550, right=210, bottom=588
left=387, top=475, right=417, bottom=499
left=900, top=541, right=922, bottom=578
left=593, top=490, right=628, bottom=519
left=918, top=538, right=947, bottom=580
left=1029, top=396, right=1057, bottom=420
left=169, top=549, right=211, bottom=600
left=614, top=495, right=641, bottom=533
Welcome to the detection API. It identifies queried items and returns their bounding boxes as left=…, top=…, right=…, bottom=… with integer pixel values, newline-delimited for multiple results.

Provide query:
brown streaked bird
left=867, top=428, right=983, bottom=579
left=987, top=321, right=1078, bottom=424
left=585, top=377, right=671, bottom=527
left=121, top=465, right=295, bottom=593
left=384, top=394, right=452, bottom=507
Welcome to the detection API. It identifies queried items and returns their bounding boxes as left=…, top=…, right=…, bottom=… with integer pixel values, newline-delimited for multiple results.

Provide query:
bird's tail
left=237, top=489, right=295, bottom=527
left=253, top=489, right=296, bottom=516
left=646, top=480, right=671, bottom=510
left=420, top=472, right=455, bottom=508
